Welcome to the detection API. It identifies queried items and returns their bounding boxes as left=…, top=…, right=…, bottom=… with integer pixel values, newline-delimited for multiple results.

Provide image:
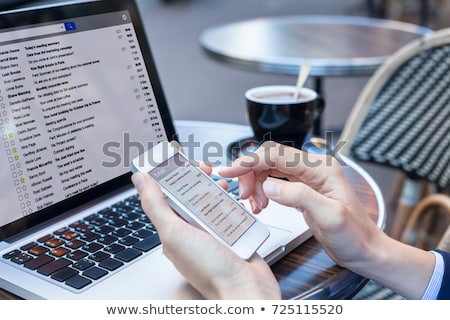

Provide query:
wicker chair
left=339, top=27, right=450, bottom=244
left=401, top=193, right=450, bottom=251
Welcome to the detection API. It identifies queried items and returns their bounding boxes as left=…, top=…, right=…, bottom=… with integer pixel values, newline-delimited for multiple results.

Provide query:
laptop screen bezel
left=0, top=0, right=177, bottom=241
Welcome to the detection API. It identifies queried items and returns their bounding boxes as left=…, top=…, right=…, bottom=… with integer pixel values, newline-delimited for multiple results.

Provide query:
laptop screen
left=0, top=0, right=176, bottom=240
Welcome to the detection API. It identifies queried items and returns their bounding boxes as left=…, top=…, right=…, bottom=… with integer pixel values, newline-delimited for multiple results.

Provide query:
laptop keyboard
left=1, top=175, right=239, bottom=292
left=2, top=193, right=161, bottom=291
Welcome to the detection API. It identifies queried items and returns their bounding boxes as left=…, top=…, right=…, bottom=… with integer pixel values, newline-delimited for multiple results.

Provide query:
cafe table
left=199, top=15, right=432, bottom=133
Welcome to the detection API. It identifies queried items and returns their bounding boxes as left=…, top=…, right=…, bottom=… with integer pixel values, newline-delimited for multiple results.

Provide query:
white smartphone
left=131, top=141, right=270, bottom=259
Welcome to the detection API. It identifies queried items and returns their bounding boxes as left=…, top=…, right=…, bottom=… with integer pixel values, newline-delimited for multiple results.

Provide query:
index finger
left=219, top=142, right=327, bottom=181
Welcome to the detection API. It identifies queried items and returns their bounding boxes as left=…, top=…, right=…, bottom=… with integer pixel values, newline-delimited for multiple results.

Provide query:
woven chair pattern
left=350, top=45, right=450, bottom=190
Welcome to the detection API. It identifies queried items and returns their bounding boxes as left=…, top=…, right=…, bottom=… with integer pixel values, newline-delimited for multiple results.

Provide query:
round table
left=199, top=15, right=432, bottom=134
left=199, top=15, right=432, bottom=79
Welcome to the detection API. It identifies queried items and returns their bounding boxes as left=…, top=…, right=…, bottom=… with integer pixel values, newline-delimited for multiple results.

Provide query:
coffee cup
left=245, top=85, right=325, bottom=148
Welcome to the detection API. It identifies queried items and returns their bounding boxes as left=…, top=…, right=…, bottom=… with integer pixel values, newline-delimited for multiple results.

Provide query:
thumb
left=131, top=172, right=181, bottom=233
left=262, top=178, right=335, bottom=218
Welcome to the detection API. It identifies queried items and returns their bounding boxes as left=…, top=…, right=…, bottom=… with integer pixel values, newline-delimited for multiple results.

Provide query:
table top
left=174, top=120, right=385, bottom=299
left=199, top=15, right=432, bottom=77
left=0, top=120, right=385, bottom=300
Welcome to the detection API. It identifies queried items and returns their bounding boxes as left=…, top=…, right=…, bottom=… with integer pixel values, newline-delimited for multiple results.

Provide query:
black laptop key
left=37, top=258, right=71, bottom=276
left=112, top=228, right=131, bottom=237
left=72, top=258, right=95, bottom=271
left=2, top=249, right=21, bottom=260
left=44, top=238, right=65, bottom=248
left=133, top=229, right=153, bottom=239
left=88, top=217, right=108, bottom=227
left=75, top=223, right=94, bottom=233
left=60, top=230, right=79, bottom=241
left=51, top=267, right=79, bottom=282
left=104, top=243, right=125, bottom=254
left=133, top=234, right=161, bottom=252
left=83, top=266, right=108, bottom=280
left=110, top=218, right=128, bottom=227
left=114, top=203, right=135, bottom=213
left=67, top=250, right=89, bottom=261
left=84, top=213, right=99, bottom=222
left=98, top=234, right=118, bottom=245
left=10, top=253, right=33, bottom=265
left=118, top=235, right=139, bottom=246
left=123, top=212, right=140, bottom=221
left=89, top=251, right=110, bottom=262
left=65, top=274, right=92, bottom=290
left=100, top=209, right=119, bottom=220
left=99, top=257, right=124, bottom=271
left=37, top=234, right=52, bottom=243
left=29, top=245, right=49, bottom=256
left=115, top=248, right=142, bottom=262
left=49, top=247, right=70, bottom=257
left=20, top=242, right=37, bottom=251
left=82, top=242, right=103, bottom=253
left=126, top=221, right=145, bottom=230
left=53, top=227, right=70, bottom=236
left=24, top=254, right=54, bottom=270
left=96, top=225, right=115, bottom=235
left=81, top=232, right=100, bottom=242
left=66, top=239, right=86, bottom=249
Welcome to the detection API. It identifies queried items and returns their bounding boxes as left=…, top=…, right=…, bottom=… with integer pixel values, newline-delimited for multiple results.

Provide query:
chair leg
left=388, top=173, right=405, bottom=210
left=385, top=0, right=405, bottom=20
left=389, top=178, right=424, bottom=240
left=436, top=0, right=450, bottom=28
left=390, top=203, right=413, bottom=240
left=386, top=173, right=405, bottom=233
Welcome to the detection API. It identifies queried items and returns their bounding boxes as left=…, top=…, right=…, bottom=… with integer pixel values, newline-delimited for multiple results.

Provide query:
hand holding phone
left=131, top=141, right=270, bottom=260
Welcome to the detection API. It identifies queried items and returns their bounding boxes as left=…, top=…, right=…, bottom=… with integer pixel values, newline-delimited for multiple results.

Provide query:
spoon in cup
left=293, top=60, right=311, bottom=101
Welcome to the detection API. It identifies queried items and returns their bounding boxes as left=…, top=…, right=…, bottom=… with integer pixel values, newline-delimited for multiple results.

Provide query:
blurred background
left=2, top=0, right=449, bottom=231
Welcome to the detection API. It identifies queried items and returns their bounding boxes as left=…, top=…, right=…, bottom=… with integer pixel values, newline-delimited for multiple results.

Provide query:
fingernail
left=238, top=187, right=244, bottom=199
left=263, top=179, right=282, bottom=197
left=131, top=173, right=147, bottom=192
left=253, top=194, right=264, bottom=209
left=250, top=199, right=258, bottom=213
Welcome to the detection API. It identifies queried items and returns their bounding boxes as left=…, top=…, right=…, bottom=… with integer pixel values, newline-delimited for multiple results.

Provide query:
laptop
left=0, top=0, right=311, bottom=299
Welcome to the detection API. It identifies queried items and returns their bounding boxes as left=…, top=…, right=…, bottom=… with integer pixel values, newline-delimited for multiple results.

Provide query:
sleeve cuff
left=421, top=250, right=444, bottom=300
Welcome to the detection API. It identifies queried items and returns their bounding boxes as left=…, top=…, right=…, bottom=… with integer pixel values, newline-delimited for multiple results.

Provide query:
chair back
left=339, top=28, right=450, bottom=191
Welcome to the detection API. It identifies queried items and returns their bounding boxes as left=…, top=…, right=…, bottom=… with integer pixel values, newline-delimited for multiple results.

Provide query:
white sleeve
left=421, top=250, right=445, bottom=300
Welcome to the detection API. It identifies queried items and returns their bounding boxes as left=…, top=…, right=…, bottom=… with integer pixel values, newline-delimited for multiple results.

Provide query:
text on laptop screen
left=0, top=10, right=169, bottom=229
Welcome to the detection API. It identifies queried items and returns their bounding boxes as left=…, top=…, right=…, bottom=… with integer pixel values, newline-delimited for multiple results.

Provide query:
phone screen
left=149, top=153, right=256, bottom=246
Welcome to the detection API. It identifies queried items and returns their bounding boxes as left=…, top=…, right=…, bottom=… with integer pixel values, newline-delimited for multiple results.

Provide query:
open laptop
left=0, top=0, right=311, bottom=299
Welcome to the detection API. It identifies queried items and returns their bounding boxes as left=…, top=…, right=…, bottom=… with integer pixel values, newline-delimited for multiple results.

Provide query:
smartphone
left=131, top=141, right=270, bottom=259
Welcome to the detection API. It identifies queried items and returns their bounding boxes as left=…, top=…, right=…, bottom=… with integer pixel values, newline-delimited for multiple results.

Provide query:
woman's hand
left=131, top=166, right=281, bottom=300
left=219, top=142, right=435, bottom=299
left=219, top=142, right=380, bottom=267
